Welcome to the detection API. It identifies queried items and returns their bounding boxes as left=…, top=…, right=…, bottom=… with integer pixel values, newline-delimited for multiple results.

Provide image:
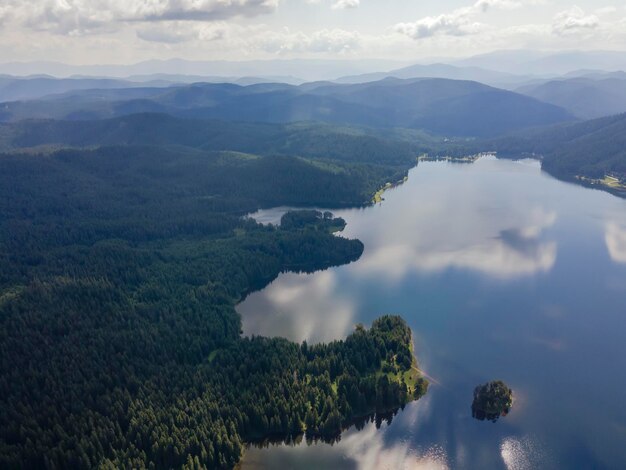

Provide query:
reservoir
left=238, top=157, right=626, bottom=469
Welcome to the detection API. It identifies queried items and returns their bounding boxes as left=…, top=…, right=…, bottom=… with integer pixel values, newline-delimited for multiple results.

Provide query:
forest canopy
left=0, top=129, right=426, bottom=469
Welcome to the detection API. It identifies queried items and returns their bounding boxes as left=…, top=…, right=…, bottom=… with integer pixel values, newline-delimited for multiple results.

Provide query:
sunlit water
left=237, top=157, right=626, bottom=469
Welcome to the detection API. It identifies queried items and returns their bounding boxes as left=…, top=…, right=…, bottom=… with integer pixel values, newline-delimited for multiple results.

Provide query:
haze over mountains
left=516, top=77, right=626, bottom=120
left=0, top=77, right=574, bottom=138
left=0, top=49, right=624, bottom=131
left=0, top=59, right=409, bottom=84
left=450, top=50, right=626, bottom=76
left=0, top=47, right=625, bottom=181
left=334, top=64, right=534, bottom=89
left=2, top=50, right=625, bottom=82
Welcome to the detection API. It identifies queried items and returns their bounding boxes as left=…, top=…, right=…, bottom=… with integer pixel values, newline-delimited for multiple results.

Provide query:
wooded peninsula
left=0, top=132, right=427, bottom=469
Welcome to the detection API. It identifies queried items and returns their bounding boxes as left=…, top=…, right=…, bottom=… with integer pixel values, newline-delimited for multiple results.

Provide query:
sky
left=0, top=0, right=625, bottom=64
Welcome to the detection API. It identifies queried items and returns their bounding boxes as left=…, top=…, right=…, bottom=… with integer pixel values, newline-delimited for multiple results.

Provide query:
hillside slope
left=0, top=78, right=574, bottom=138
left=0, top=114, right=427, bottom=168
left=517, top=78, right=626, bottom=119
left=485, top=113, right=626, bottom=181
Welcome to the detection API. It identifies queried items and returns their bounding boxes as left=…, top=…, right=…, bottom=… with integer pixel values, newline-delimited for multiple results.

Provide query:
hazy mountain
left=454, top=49, right=548, bottom=71
left=3, top=53, right=624, bottom=90
left=517, top=78, right=626, bottom=119
left=0, top=59, right=410, bottom=83
left=0, top=76, right=175, bottom=102
left=454, top=50, right=626, bottom=76
left=124, top=74, right=306, bottom=86
left=562, top=70, right=626, bottom=80
left=0, top=77, right=574, bottom=138
left=335, top=63, right=533, bottom=89
left=0, top=73, right=306, bottom=103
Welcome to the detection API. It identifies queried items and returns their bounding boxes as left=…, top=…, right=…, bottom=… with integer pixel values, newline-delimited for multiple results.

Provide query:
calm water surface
left=238, top=157, right=626, bottom=470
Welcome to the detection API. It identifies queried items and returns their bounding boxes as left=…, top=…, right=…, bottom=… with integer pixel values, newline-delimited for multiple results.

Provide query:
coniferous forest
left=0, top=135, right=427, bottom=469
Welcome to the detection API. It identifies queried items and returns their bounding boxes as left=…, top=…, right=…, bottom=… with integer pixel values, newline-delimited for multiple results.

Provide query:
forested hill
left=0, top=114, right=426, bottom=167
left=516, top=77, right=626, bottom=120
left=482, top=112, right=626, bottom=182
left=0, top=77, right=574, bottom=137
left=0, top=130, right=427, bottom=468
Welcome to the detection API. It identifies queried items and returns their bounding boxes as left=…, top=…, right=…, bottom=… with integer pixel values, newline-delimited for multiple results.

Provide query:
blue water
left=238, top=158, right=626, bottom=469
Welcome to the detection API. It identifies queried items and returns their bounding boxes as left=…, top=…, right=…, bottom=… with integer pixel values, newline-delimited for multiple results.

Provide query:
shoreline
left=372, top=174, right=409, bottom=204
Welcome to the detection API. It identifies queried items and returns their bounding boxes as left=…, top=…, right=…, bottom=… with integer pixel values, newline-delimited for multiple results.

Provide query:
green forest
left=0, top=131, right=427, bottom=469
left=480, top=112, right=626, bottom=182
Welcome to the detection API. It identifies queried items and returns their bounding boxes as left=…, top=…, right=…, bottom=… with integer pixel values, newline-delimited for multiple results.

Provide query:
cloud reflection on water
left=242, top=396, right=451, bottom=470
left=500, top=436, right=548, bottom=470
left=352, top=203, right=557, bottom=281
left=605, top=221, right=626, bottom=264
left=240, top=270, right=356, bottom=343
left=340, top=427, right=449, bottom=470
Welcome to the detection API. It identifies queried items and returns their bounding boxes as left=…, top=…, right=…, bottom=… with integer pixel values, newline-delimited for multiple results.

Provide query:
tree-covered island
left=471, top=380, right=514, bottom=423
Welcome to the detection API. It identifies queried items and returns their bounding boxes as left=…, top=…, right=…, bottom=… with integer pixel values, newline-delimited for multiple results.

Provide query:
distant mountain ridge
left=0, top=76, right=173, bottom=102
left=0, top=77, right=574, bottom=138
left=0, top=58, right=409, bottom=83
left=3, top=51, right=624, bottom=81
left=452, top=50, right=626, bottom=76
left=334, top=63, right=533, bottom=89
left=0, top=74, right=309, bottom=103
left=516, top=77, right=626, bottom=119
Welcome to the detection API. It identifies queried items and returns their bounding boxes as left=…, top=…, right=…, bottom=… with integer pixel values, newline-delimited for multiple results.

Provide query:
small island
left=280, top=209, right=347, bottom=233
left=471, top=380, right=513, bottom=422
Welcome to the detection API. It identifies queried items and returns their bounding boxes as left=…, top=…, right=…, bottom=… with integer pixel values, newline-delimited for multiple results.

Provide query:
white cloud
left=259, top=27, right=361, bottom=54
left=394, top=13, right=483, bottom=39
left=394, top=0, right=522, bottom=40
left=552, top=6, right=599, bottom=36
left=0, top=0, right=624, bottom=63
left=19, top=0, right=112, bottom=36
left=306, top=0, right=360, bottom=10
left=126, top=0, right=280, bottom=21
left=474, top=0, right=523, bottom=12
left=137, top=21, right=227, bottom=43
left=137, top=28, right=195, bottom=44
left=332, top=0, right=360, bottom=10
left=0, top=0, right=280, bottom=36
left=135, top=21, right=366, bottom=53
left=0, top=4, right=14, bottom=25
left=595, top=6, right=617, bottom=15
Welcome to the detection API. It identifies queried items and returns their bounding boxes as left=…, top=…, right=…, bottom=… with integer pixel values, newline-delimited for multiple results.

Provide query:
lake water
left=237, top=157, right=626, bottom=470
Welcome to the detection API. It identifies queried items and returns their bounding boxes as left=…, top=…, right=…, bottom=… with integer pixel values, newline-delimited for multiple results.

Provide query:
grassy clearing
left=376, top=360, right=424, bottom=396
left=601, top=176, right=626, bottom=189
left=376, top=333, right=428, bottom=399
left=577, top=174, right=626, bottom=192
left=302, top=158, right=346, bottom=175
left=207, top=350, right=219, bottom=363
left=219, top=151, right=261, bottom=161
left=0, top=286, right=25, bottom=307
